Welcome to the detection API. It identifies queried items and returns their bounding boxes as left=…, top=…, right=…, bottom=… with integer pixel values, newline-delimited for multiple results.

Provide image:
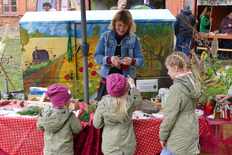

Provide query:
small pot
left=205, top=102, right=214, bottom=114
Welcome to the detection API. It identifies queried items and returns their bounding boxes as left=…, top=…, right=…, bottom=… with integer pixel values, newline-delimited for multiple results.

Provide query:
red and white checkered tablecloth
left=133, top=116, right=206, bottom=155
left=0, top=101, right=206, bottom=155
left=0, top=101, right=89, bottom=155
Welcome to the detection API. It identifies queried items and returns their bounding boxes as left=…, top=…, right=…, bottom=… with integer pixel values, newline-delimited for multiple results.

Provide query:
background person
left=93, top=73, right=143, bottom=155
left=41, top=2, right=52, bottom=12
left=110, top=6, right=118, bottom=10
left=117, top=0, right=127, bottom=10
left=218, top=10, right=232, bottom=60
left=159, top=52, right=201, bottom=155
left=37, top=84, right=82, bottom=155
left=174, top=5, right=196, bottom=56
left=200, top=7, right=212, bottom=33
left=94, top=10, right=144, bottom=101
left=216, top=86, right=232, bottom=103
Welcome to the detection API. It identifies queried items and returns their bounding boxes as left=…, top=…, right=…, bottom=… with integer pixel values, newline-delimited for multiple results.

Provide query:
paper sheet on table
left=152, top=113, right=163, bottom=118
left=5, top=112, right=39, bottom=118
left=0, top=110, right=10, bottom=115
left=133, top=110, right=151, bottom=119
left=72, top=110, right=80, bottom=117
left=207, top=115, right=214, bottom=119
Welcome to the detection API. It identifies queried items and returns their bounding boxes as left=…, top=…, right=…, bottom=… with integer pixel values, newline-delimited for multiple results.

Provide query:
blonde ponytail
left=114, top=96, right=130, bottom=123
left=166, top=52, right=201, bottom=91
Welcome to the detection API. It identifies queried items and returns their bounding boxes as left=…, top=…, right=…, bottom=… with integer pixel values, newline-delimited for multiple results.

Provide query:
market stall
left=196, top=0, right=232, bottom=32
left=0, top=101, right=207, bottom=155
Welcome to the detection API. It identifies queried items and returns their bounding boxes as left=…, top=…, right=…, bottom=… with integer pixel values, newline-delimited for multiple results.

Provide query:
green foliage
left=20, top=28, right=29, bottom=46
left=136, top=23, right=172, bottom=75
left=141, top=92, right=158, bottom=99
left=0, top=38, right=23, bottom=92
left=21, top=48, right=26, bottom=52
left=80, top=102, right=98, bottom=122
left=17, top=106, right=43, bottom=116
left=136, top=62, right=149, bottom=73
left=155, top=61, right=162, bottom=70
left=93, top=26, right=100, bottom=36
left=23, top=57, right=60, bottom=77
left=29, top=29, right=59, bottom=38
left=198, top=56, right=232, bottom=105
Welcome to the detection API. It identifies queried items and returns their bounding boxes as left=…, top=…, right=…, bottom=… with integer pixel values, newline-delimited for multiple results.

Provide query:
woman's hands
left=111, top=56, right=132, bottom=67
left=121, top=57, right=132, bottom=65
left=215, top=94, right=230, bottom=103
left=111, top=56, right=121, bottom=67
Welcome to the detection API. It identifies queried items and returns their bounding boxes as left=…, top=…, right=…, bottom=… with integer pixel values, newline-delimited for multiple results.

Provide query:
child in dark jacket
left=37, top=84, right=82, bottom=155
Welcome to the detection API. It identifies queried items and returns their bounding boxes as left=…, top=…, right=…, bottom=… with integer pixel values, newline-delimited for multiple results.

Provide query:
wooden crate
left=28, top=94, right=42, bottom=100
left=69, top=99, right=79, bottom=110
left=28, top=97, right=52, bottom=108
left=28, top=97, right=80, bottom=110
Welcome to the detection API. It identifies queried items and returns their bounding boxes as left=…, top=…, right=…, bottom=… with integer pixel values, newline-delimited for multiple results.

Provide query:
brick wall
left=166, top=0, right=170, bottom=11
left=27, top=0, right=37, bottom=12
left=0, top=0, right=61, bottom=32
left=0, top=0, right=22, bottom=32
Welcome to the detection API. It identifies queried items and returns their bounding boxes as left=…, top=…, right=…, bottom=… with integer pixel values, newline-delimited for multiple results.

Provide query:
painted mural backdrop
left=20, top=21, right=173, bottom=99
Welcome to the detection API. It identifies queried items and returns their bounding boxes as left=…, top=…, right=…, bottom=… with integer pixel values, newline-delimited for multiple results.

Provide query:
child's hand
left=127, top=75, right=134, bottom=85
left=160, top=140, right=167, bottom=148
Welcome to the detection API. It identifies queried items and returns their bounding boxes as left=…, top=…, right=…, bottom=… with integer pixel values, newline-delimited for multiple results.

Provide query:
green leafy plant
left=17, top=106, right=43, bottom=116
left=198, top=56, right=232, bottom=106
left=80, top=102, right=98, bottom=122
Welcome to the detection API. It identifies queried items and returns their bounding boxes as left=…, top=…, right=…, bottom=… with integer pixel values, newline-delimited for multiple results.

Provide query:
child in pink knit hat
left=37, top=84, right=82, bottom=155
left=93, top=73, right=143, bottom=155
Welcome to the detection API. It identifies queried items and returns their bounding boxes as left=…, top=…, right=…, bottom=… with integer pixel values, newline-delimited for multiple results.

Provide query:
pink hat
left=45, top=84, right=72, bottom=108
left=106, top=73, right=127, bottom=97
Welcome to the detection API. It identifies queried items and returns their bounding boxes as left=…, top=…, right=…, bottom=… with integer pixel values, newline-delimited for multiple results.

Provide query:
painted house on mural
left=19, top=10, right=175, bottom=99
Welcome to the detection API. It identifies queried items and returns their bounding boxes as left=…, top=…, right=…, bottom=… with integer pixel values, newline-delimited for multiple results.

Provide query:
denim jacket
left=94, top=30, right=144, bottom=79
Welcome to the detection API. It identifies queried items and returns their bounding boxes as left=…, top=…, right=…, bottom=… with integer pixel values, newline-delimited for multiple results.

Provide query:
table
left=133, top=116, right=206, bottom=155
left=195, top=33, right=232, bottom=40
left=0, top=101, right=207, bottom=155
left=195, top=33, right=232, bottom=52
left=0, top=101, right=96, bottom=155
left=199, top=116, right=232, bottom=155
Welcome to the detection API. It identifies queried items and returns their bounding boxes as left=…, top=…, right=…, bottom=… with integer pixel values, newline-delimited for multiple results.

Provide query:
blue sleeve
left=94, top=36, right=108, bottom=66
left=131, top=36, right=144, bottom=68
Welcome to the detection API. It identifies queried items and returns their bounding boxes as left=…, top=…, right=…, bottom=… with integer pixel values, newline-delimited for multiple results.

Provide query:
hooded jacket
left=159, top=75, right=201, bottom=155
left=200, top=15, right=210, bottom=33
left=37, top=106, right=82, bottom=155
left=93, top=87, right=142, bottom=155
left=174, top=9, right=196, bottom=38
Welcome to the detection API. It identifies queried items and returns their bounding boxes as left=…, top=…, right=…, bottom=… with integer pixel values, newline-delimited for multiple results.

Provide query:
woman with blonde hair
left=94, top=10, right=144, bottom=101
left=93, top=73, right=142, bottom=155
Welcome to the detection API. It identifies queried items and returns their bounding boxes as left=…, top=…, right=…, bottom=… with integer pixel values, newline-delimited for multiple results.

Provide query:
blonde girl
left=93, top=73, right=142, bottom=155
left=159, top=52, right=201, bottom=155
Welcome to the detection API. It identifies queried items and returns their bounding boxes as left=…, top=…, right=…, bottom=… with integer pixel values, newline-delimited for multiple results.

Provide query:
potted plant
left=191, top=52, right=232, bottom=113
